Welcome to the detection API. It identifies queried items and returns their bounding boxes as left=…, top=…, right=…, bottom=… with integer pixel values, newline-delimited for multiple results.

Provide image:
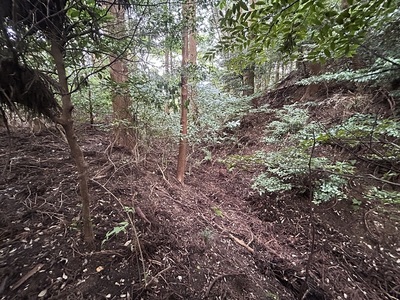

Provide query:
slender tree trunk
left=88, top=88, right=94, bottom=125
left=243, top=65, right=255, bottom=96
left=50, top=40, right=94, bottom=244
left=242, top=0, right=255, bottom=96
left=164, top=1, right=170, bottom=114
left=176, top=0, right=192, bottom=183
left=109, top=4, right=136, bottom=149
left=274, top=62, right=280, bottom=85
left=188, top=1, right=199, bottom=123
left=176, top=37, right=188, bottom=183
left=164, top=48, right=171, bottom=114
left=265, top=63, right=273, bottom=89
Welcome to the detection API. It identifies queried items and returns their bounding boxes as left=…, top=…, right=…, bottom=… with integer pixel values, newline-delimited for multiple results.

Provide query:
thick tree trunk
left=50, top=40, right=94, bottom=244
left=109, top=4, right=136, bottom=149
left=300, top=62, right=322, bottom=101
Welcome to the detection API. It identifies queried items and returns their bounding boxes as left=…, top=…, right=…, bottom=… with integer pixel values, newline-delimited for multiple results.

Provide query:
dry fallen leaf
left=38, top=289, right=47, bottom=298
left=96, top=266, right=104, bottom=272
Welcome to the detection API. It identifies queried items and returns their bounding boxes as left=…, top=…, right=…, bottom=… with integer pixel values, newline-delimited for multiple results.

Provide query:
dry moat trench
left=0, top=100, right=399, bottom=299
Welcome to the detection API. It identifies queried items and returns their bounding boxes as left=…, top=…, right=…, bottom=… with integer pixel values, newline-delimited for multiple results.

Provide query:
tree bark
left=188, top=1, right=199, bottom=123
left=176, top=0, right=193, bottom=183
left=274, top=61, right=280, bottom=85
left=300, top=62, right=322, bottom=101
left=109, top=4, right=136, bottom=149
left=50, top=40, right=94, bottom=244
left=242, top=0, right=255, bottom=96
left=176, top=35, right=188, bottom=183
left=243, top=65, right=255, bottom=96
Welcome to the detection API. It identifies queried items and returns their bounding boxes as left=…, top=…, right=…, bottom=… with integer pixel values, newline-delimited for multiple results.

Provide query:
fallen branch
left=212, top=221, right=254, bottom=253
left=11, top=263, right=44, bottom=291
left=228, top=233, right=254, bottom=254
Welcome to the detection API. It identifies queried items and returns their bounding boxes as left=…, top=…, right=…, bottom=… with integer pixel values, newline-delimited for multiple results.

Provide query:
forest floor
left=1, top=85, right=400, bottom=300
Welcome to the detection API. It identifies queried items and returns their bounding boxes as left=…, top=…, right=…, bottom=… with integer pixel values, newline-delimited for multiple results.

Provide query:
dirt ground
left=1, top=94, right=399, bottom=299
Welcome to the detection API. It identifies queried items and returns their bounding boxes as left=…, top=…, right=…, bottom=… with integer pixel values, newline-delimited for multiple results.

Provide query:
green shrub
left=316, top=114, right=400, bottom=161
left=264, top=104, right=309, bottom=143
left=221, top=152, right=265, bottom=171
left=364, top=187, right=400, bottom=204
left=252, top=147, right=354, bottom=203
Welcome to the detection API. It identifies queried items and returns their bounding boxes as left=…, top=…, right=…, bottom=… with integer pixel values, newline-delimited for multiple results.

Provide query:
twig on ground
left=144, top=266, right=172, bottom=288
left=211, top=221, right=254, bottom=253
left=157, top=163, right=172, bottom=187
left=364, top=209, right=380, bottom=241
left=90, top=178, right=148, bottom=286
left=135, top=205, right=151, bottom=225
left=228, top=233, right=254, bottom=254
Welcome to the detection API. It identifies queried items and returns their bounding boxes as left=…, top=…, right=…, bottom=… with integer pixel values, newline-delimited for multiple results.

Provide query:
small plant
left=201, top=149, right=213, bottom=163
left=201, top=227, right=214, bottom=245
left=221, top=152, right=265, bottom=171
left=252, top=147, right=354, bottom=203
left=252, top=175, right=292, bottom=193
left=264, top=104, right=309, bottom=143
left=252, top=104, right=399, bottom=205
left=364, top=187, right=400, bottom=204
left=313, top=175, right=348, bottom=203
left=212, top=206, right=224, bottom=217
left=352, top=198, right=362, bottom=208
left=102, top=221, right=129, bottom=245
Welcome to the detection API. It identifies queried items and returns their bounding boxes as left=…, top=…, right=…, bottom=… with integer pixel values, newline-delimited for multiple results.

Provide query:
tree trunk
left=300, top=62, right=322, bottom=101
left=176, top=0, right=193, bottom=183
left=50, top=40, right=94, bottom=244
left=163, top=1, right=171, bottom=114
left=242, top=0, right=255, bottom=96
left=274, top=62, right=280, bottom=85
left=88, top=88, right=94, bottom=125
left=243, top=65, right=255, bottom=96
left=109, top=4, right=136, bottom=149
left=188, top=1, right=199, bottom=124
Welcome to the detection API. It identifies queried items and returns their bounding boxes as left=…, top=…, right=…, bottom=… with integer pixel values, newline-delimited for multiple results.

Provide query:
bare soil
left=1, top=92, right=399, bottom=300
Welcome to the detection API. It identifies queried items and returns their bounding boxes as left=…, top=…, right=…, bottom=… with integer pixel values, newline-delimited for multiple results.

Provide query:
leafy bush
left=365, top=187, right=400, bottom=204
left=264, top=104, right=309, bottom=143
left=252, top=147, right=355, bottom=203
left=316, top=114, right=400, bottom=161
left=187, top=82, right=251, bottom=145
left=221, top=152, right=265, bottom=171
left=251, top=104, right=399, bottom=204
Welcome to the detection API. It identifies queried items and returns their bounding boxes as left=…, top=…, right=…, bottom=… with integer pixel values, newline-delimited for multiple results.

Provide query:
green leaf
left=68, top=8, right=80, bottom=19
left=324, top=48, right=331, bottom=58
left=325, top=10, right=338, bottom=18
left=239, top=1, right=248, bottom=12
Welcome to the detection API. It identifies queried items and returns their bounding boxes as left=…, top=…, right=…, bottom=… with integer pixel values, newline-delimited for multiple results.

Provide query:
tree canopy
left=212, top=0, right=398, bottom=62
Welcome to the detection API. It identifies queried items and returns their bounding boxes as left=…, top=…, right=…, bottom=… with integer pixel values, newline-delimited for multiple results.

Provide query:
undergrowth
left=225, top=103, right=400, bottom=204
